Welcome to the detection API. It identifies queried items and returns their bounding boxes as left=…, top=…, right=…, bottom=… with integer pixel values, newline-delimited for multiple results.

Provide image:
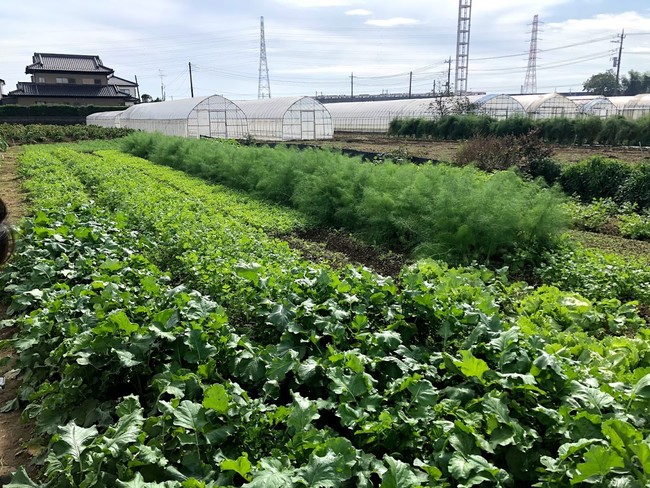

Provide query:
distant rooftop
left=26, top=53, right=113, bottom=74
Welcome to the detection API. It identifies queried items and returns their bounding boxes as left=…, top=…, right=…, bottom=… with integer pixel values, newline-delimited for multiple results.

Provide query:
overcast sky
left=1, top=0, right=649, bottom=100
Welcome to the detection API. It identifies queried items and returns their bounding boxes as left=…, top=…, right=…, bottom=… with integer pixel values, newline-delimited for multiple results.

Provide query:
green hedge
left=389, top=114, right=650, bottom=146
left=0, top=104, right=126, bottom=117
left=559, top=156, right=650, bottom=209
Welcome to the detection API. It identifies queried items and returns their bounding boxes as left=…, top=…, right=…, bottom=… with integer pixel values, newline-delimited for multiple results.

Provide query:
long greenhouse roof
left=120, top=95, right=235, bottom=120
left=234, top=96, right=329, bottom=119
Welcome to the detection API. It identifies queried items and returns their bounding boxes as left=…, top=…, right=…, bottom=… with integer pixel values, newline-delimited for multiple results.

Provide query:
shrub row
left=560, top=156, right=650, bottom=209
left=389, top=114, right=650, bottom=146
left=0, top=123, right=132, bottom=144
left=121, top=132, right=569, bottom=264
left=0, top=104, right=126, bottom=117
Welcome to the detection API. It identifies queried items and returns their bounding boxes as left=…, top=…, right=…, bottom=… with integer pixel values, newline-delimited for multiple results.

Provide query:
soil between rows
left=0, top=147, right=33, bottom=484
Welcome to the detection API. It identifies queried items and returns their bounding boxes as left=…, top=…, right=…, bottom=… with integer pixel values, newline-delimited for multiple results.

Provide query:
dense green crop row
left=389, top=114, right=650, bottom=146
left=2, top=145, right=650, bottom=486
left=120, top=132, right=569, bottom=264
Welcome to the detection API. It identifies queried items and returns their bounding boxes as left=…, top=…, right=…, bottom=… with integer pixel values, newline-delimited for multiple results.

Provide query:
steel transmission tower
left=258, top=16, right=271, bottom=99
left=454, top=0, right=472, bottom=95
left=523, top=14, right=540, bottom=94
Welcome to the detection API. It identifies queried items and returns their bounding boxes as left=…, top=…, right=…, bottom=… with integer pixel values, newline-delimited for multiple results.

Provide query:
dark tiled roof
left=27, top=53, right=113, bottom=74
left=9, top=82, right=134, bottom=99
left=108, top=75, right=137, bottom=87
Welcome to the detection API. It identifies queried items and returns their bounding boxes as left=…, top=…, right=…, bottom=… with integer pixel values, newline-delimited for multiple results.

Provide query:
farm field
left=1, top=136, right=650, bottom=486
left=297, top=132, right=650, bottom=164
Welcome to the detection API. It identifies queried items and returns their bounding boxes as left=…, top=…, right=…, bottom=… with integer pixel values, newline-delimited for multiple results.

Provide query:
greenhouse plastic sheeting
left=234, top=97, right=333, bottom=141
left=117, top=95, right=248, bottom=139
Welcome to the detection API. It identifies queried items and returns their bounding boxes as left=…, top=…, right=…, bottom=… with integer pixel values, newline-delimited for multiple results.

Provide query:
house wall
left=30, top=73, right=109, bottom=85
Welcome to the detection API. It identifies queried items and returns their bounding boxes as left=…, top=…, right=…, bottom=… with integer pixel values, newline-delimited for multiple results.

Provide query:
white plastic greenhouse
left=117, top=95, right=248, bottom=139
left=608, top=96, right=637, bottom=117
left=469, top=94, right=526, bottom=119
left=619, top=94, right=650, bottom=120
left=234, top=97, right=333, bottom=141
left=512, top=93, right=578, bottom=119
left=324, top=95, right=526, bottom=133
left=568, top=96, right=617, bottom=118
left=86, top=110, right=125, bottom=128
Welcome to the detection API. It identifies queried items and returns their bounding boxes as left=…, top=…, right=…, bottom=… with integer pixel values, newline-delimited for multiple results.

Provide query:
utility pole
left=350, top=72, right=354, bottom=99
left=134, top=75, right=140, bottom=101
left=158, top=69, right=165, bottom=101
left=445, top=57, right=452, bottom=95
left=408, top=71, right=413, bottom=98
left=613, top=29, right=626, bottom=94
left=188, top=62, right=194, bottom=98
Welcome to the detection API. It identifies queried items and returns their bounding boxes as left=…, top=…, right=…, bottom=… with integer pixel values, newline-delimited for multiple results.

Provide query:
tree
left=621, top=70, right=650, bottom=96
left=140, top=93, right=153, bottom=103
left=582, top=70, right=620, bottom=96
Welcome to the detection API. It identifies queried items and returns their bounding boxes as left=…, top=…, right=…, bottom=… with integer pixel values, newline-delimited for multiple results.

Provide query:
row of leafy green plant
left=119, top=132, right=569, bottom=264
left=0, top=123, right=132, bottom=145
left=566, top=198, right=650, bottom=241
left=2, top=143, right=650, bottom=486
left=389, top=114, right=650, bottom=146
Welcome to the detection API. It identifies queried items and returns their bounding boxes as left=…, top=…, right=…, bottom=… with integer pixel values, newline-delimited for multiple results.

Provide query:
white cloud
left=346, top=9, right=372, bottom=16
left=365, top=17, right=420, bottom=27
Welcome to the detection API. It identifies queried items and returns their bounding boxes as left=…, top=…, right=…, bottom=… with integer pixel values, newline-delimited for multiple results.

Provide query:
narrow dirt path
left=0, top=146, right=34, bottom=484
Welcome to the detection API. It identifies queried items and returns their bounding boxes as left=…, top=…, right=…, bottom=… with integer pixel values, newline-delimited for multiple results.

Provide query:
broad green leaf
left=380, top=456, right=420, bottom=488
left=6, top=467, right=40, bottom=487
left=267, top=350, right=299, bottom=382
left=448, top=453, right=474, bottom=480
left=203, top=384, right=230, bottom=414
left=297, top=450, right=345, bottom=487
left=103, top=400, right=144, bottom=457
left=184, top=328, right=217, bottom=363
left=109, top=311, right=139, bottom=335
left=287, top=392, right=320, bottom=432
left=246, top=458, right=294, bottom=488
left=173, top=401, right=207, bottom=433
left=374, top=330, right=402, bottom=350
left=330, top=371, right=370, bottom=399
left=631, top=443, right=650, bottom=474
left=221, top=453, right=252, bottom=482
left=457, top=350, right=490, bottom=382
left=630, top=373, right=650, bottom=400
left=268, top=303, right=295, bottom=329
left=571, top=381, right=615, bottom=412
left=58, top=421, right=98, bottom=462
left=113, top=348, right=142, bottom=367
left=235, top=262, right=262, bottom=285
left=571, top=446, right=625, bottom=484
left=602, top=419, right=642, bottom=456
left=407, top=379, right=438, bottom=407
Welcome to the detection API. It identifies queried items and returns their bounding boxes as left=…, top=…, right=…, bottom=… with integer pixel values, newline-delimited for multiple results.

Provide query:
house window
left=94, top=79, right=101, bottom=85
left=68, top=78, right=76, bottom=84
left=56, top=78, right=67, bottom=83
left=37, top=77, right=45, bottom=83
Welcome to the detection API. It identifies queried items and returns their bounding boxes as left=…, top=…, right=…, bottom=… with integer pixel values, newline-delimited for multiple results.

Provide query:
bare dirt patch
left=0, top=147, right=33, bottom=484
left=282, top=228, right=408, bottom=277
